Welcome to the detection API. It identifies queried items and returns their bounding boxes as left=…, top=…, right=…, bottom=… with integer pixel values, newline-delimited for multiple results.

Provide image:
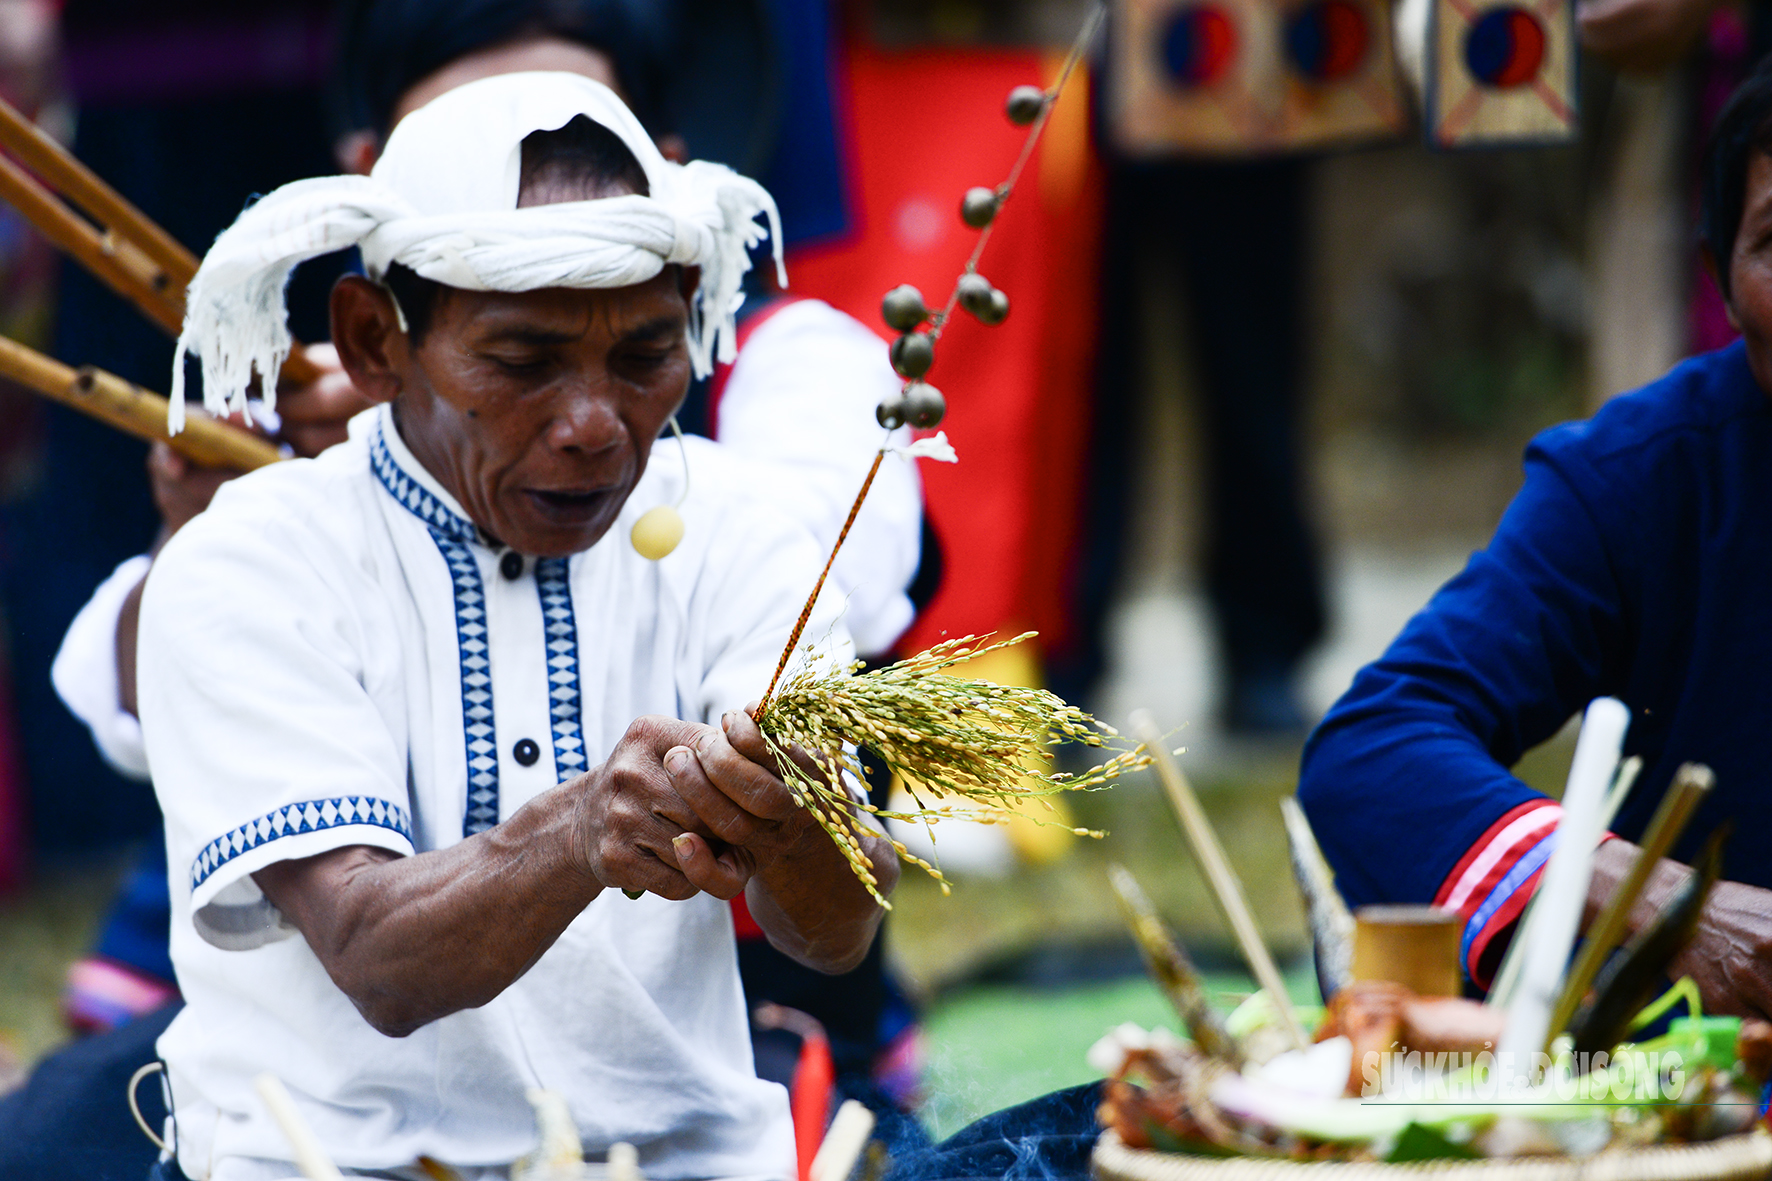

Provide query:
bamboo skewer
left=1129, top=709, right=1308, bottom=1050
left=1547, top=761, right=1712, bottom=1045
left=0, top=333, right=282, bottom=471
left=254, top=1074, right=345, bottom=1181
left=0, top=92, right=322, bottom=386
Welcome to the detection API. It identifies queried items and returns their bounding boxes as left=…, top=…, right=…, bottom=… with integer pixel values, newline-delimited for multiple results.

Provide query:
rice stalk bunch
left=758, top=631, right=1153, bottom=907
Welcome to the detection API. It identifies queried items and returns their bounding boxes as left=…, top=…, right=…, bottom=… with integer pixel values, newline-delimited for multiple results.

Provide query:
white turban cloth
left=169, top=71, right=786, bottom=432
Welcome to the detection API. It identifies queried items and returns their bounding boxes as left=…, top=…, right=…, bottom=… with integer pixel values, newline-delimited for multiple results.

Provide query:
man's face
left=374, top=273, right=693, bottom=558
left=1729, top=152, right=1772, bottom=396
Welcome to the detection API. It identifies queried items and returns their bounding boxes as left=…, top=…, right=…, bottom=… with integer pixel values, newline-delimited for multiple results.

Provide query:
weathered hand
left=275, top=342, right=376, bottom=458
left=1669, top=878, right=1772, bottom=1021
left=570, top=715, right=754, bottom=901
left=660, top=705, right=830, bottom=876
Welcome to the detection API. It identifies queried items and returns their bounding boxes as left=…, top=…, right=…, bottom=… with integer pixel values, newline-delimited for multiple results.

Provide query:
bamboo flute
left=0, top=332, right=283, bottom=471
left=0, top=93, right=322, bottom=386
left=0, top=96, right=193, bottom=289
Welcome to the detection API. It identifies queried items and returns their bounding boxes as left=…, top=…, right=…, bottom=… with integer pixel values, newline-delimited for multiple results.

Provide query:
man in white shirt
left=132, top=73, right=895, bottom=1180
left=49, top=0, right=924, bottom=1046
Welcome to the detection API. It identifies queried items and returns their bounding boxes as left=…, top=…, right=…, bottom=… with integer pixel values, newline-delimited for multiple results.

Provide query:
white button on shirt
left=139, top=406, right=846, bottom=1181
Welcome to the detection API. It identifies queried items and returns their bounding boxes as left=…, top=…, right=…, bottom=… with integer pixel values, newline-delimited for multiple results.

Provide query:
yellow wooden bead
left=630, top=505, right=684, bottom=560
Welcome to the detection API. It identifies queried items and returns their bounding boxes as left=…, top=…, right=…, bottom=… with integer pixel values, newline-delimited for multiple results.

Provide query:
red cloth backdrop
left=784, top=42, right=1103, bottom=663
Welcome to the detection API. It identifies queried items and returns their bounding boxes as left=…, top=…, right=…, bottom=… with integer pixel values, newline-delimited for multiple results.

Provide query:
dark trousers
left=1053, top=157, right=1327, bottom=714
left=0, top=1004, right=178, bottom=1181
left=884, top=1083, right=1103, bottom=1181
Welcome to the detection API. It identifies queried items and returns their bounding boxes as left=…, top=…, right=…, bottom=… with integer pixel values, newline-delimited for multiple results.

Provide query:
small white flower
left=894, top=430, right=958, bottom=464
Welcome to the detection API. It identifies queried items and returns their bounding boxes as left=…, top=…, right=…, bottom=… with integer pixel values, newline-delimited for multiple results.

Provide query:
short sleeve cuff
left=188, top=795, right=414, bottom=917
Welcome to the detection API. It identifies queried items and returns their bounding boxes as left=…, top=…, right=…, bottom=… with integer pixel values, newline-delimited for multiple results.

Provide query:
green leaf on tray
left=1385, top=1122, right=1481, bottom=1162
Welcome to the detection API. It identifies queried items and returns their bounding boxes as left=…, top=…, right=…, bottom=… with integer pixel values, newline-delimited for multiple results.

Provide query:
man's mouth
left=523, top=487, right=619, bottom=525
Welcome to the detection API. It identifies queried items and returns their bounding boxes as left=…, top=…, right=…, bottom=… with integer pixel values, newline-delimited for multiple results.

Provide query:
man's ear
left=334, top=129, right=380, bottom=176
left=330, top=276, right=409, bottom=405
left=1700, top=245, right=1742, bottom=332
left=676, top=264, right=701, bottom=303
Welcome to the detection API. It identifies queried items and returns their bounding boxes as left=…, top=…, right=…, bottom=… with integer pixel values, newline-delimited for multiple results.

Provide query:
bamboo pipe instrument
left=1129, top=709, right=1309, bottom=1050
left=0, top=96, right=193, bottom=289
left=0, top=93, right=321, bottom=386
left=0, top=333, right=282, bottom=471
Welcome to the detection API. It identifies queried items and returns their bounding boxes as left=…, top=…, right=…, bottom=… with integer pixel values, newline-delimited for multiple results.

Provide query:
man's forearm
left=745, top=827, right=895, bottom=975
left=255, top=783, right=601, bottom=1037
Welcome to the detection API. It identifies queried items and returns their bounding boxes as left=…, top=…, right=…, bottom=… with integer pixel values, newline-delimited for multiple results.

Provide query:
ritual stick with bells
left=746, top=3, right=1150, bottom=908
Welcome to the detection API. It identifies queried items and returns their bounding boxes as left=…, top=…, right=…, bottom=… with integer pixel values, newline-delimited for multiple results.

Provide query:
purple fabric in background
left=63, top=8, right=334, bottom=106
left=1690, top=7, right=1752, bottom=355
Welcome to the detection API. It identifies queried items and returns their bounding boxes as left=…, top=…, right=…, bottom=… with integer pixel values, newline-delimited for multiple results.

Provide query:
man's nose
left=545, top=386, right=624, bottom=455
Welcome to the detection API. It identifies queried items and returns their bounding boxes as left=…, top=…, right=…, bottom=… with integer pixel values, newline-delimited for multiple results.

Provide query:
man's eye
left=486, top=354, right=550, bottom=374
left=623, top=350, right=674, bottom=370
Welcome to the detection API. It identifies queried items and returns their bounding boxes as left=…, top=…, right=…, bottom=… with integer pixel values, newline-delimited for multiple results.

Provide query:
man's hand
left=656, top=703, right=896, bottom=973
left=571, top=715, right=755, bottom=901
left=148, top=442, right=244, bottom=538
left=1587, top=838, right=1772, bottom=1021
left=275, top=342, right=376, bottom=458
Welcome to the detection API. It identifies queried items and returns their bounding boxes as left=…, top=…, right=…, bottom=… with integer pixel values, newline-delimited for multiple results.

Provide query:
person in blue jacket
left=1299, top=55, right=1772, bottom=1018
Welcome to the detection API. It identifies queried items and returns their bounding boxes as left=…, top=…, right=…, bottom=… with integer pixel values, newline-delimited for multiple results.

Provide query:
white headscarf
left=170, top=71, right=785, bottom=432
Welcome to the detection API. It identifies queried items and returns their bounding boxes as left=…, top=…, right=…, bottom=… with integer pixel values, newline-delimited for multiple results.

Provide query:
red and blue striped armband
left=1432, top=798, right=1564, bottom=990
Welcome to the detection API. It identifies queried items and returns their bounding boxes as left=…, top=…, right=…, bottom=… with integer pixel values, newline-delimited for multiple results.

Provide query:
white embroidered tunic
left=139, top=405, right=842, bottom=1181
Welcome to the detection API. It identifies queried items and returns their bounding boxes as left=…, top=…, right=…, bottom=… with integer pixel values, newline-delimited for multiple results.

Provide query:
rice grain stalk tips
left=757, top=631, right=1154, bottom=907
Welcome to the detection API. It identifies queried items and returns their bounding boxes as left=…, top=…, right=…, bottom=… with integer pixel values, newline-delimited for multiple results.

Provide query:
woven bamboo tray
left=1092, top=1129, right=1772, bottom=1181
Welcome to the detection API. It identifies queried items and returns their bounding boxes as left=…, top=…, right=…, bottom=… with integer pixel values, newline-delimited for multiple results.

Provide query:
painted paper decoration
left=1425, top=0, right=1576, bottom=146
left=1109, top=0, right=1408, bottom=156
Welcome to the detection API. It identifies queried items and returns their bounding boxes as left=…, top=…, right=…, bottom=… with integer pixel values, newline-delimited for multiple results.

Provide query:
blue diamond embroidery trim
left=370, top=419, right=477, bottom=545
left=534, top=557, right=586, bottom=783
left=434, top=529, right=500, bottom=836
left=370, top=419, right=499, bottom=836
left=190, top=796, right=411, bottom=891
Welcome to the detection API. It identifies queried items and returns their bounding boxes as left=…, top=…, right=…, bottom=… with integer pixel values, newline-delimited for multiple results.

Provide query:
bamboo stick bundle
left=0, top=332, right=282, bottom=471
left=0, top=92, right=321, bottom=385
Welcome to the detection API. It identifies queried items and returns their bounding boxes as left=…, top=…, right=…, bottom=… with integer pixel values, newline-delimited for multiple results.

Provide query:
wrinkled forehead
left=429, top=269, right=691, bottom=342
left=371, top=71, right=670, bottom=217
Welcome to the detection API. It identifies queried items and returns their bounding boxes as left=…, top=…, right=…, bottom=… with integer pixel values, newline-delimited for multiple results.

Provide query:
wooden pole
left=1129, top=709, right=1308, bottom=1049
left=0, top=334, right=282, bottom=471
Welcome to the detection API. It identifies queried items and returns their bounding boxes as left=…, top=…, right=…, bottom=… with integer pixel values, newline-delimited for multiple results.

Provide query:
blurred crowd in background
left=0, top=0, right=1744, bottom=1093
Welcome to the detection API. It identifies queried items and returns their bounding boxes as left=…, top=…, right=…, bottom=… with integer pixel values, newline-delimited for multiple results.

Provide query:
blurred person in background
left=1299, top=59, right=1772, bottom=1019
left=1054, top=128, right=1325, bottom=736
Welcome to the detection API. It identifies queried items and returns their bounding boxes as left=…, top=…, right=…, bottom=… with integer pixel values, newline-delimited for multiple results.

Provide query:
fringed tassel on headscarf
left=170, top=177, right=408, bottom=433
